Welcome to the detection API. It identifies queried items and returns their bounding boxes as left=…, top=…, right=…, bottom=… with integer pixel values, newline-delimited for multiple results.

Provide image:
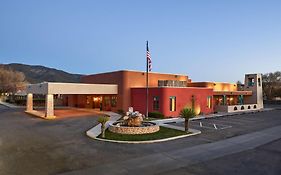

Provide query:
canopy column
left=26, top=93, right=33, bottom=112
left=45, top=94, right=55, bottom=119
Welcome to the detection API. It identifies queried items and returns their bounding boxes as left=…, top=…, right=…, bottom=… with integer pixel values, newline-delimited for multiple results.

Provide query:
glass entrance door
left=92, top=96, right=102, bottom=110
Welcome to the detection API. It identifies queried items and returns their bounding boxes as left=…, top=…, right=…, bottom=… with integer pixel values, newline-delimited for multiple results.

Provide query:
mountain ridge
left=0, top=63, right=84, bottom=84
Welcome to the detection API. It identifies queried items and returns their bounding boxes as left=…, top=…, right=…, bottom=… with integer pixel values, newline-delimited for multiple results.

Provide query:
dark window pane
left=153, top=96, right=159, bottom=110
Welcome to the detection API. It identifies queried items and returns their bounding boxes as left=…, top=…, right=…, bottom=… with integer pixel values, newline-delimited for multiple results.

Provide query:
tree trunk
left=184, top=119, right=189, bottom=132
left=101, top=124, right=105, bottom=138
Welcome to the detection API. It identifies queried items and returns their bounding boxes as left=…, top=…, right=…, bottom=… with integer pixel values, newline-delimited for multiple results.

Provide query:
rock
left=123, top=116, right=129, bottom=120
left=126, top=116, right=143, bottom=127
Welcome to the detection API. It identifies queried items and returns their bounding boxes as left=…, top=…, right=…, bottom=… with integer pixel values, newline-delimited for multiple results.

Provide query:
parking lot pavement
left=171, top=109, right=281, bottom=142
left=0, top=105, right=281, bottom=175
left=158, top=138, right=281, bottom=175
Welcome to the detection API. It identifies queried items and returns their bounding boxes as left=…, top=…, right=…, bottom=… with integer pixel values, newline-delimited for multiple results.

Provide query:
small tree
left=98, top=116, right=110, bottom=138
left=180, top=107, right=196, bottom=132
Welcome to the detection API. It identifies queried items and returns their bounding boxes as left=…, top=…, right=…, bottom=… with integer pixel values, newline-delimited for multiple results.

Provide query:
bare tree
left=236, top=80, right=242, bottom=85
left=0, top=68, right=27, bottom=94
left=262, top=71, right=281, bottom=100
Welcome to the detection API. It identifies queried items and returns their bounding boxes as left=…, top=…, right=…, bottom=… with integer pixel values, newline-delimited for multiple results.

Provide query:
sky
left=0, top=0, right=280, bottom=82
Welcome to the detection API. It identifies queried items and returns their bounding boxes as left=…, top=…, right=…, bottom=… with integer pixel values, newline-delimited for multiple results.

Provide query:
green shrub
left=180, top=108, right=196, bottom=119
left=14, top=99, right=26, bottom=105
left=117, top=109, right=125, bottom=116
left=148, top=111, right=164, bottom=119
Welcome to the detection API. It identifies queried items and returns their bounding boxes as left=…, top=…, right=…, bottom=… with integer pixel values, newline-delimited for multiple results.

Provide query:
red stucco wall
left=131, top=87, right=214, bottom=117
left=81, top=70, right=190, bottom=112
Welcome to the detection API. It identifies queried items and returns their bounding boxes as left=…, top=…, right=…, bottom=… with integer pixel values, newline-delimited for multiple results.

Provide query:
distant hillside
left=0, top=63, right=83, bottom=84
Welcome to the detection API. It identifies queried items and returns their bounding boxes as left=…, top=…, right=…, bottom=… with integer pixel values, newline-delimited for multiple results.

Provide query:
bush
left=15, top=99, right=25, bottom=105
left=117, top=109, right=125, bottom=116
left=180, top=108, right=196, bottom=119
left=148, top=111, right=164, bottom=119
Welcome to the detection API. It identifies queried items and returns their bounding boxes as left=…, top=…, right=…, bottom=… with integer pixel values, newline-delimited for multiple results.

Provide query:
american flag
left=146, top=41, right=152, bottom=71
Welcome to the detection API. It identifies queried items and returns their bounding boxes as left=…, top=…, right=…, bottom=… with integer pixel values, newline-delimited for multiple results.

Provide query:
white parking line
left=213, top=124, right=218, bottom=129
left=191, top=121, right=232, bottom=130
left=219, top=125, right=233, bottom=130
left=201, top=118, right=245, bottom=126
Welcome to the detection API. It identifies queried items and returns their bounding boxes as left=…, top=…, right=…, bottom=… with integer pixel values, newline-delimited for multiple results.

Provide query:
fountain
left=109, top=108, right=160, bottom=135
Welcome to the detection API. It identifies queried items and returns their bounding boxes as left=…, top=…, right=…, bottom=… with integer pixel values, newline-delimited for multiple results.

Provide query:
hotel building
left=26, top=70, right=263, bottom=118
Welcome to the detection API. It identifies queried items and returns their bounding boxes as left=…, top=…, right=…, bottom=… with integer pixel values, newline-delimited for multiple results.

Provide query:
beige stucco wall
left=243, top=74, right=263, bottom=109
left=188, top=82, right=237, bottom=91
left=26, top=82, right=118, bottom=95
left=215, top=104, right=261, bottom=113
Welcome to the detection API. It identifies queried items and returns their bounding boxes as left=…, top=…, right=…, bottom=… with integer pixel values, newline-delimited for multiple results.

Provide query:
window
left=207, top=96, right=212, bottom=108
left=86, top=96, right=91, bottom=104
left=248, top=78, right=255, bottom=86
left=258, top=78, right=261, bottom=87
left=158, top=80, right=187, bottom=87
left=238, top=95, right=244, bottom=105
left=153, top=96, right=160, bottom=110
left=104, top=96, right=110, bottom=106
left=222, top=95, right=227, bottom=105
left=169, top=96, right=176, bottom=111
left=111, top=96, right=117, bottom=107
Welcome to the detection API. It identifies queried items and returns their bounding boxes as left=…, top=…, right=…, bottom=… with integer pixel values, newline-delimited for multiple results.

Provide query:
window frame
left=169, top=96, right=176, bottom=112
left=111, top=96, right=117, bottom=107
left=153, top=96, right=160, bottom=111
left=207, top=96, right=212, bottom=109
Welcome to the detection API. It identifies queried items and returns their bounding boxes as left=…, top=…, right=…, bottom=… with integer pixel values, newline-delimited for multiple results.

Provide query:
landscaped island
left=96, top=109, right=197, bottom=143
left=98, top=126, right=188, bottom=141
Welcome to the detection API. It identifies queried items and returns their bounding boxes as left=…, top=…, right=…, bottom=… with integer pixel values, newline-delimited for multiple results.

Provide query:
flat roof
left=188, top=81, right=237, bottom=85
left=131, top=86, right=213, bottom=90
left=27, top=82, right=118, bottom=95
left=84, top=70, right=189, bottom=77
left=213, top=91, right=252, bottom=96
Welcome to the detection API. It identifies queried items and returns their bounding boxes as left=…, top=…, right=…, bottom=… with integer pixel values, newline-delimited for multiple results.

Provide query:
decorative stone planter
left=109, top=121, right=160, bottom=135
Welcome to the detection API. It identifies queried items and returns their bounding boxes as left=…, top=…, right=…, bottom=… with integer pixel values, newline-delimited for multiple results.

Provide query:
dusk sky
left=0, top=0, right=280, bottom=82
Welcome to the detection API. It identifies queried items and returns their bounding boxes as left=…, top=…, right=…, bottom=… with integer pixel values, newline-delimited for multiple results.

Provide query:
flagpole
left=146, top=41, right=149, bottom=119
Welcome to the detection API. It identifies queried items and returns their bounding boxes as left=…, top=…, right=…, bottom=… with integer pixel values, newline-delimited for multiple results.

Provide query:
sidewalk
left=86, top=111, right=122, bottom=138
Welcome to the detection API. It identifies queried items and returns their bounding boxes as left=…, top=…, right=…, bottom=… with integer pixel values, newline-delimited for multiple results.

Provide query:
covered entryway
left=25, top=82, right=118, bottom=119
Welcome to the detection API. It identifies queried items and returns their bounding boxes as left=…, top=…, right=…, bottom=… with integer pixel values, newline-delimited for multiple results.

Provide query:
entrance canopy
left=25, top=82, right=118, bottom=119
left=27, top=82, right=118, bottom=95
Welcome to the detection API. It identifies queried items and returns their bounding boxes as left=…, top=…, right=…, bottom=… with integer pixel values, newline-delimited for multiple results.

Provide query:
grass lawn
left=98, top=126, right=189, bottom=141
left=143, top=117, right=159, bottom=121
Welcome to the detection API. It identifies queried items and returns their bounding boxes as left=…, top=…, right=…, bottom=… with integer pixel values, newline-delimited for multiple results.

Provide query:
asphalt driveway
left=0, top=105, right=280, bottom=175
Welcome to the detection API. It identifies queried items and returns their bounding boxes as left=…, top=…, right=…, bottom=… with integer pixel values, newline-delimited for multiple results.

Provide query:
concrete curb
left=93, top=129, right=201, bottom=144
left=25, top=110, right=56, bottom=120
left=0, top=101, right=24, bottom=108
left=151, top=108, right=276, bottom=125
left=86, top=113, right=122, bottom=138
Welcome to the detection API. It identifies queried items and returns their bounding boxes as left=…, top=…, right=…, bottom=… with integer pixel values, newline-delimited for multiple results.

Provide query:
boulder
left=126, top=116, right=143, bottom=127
